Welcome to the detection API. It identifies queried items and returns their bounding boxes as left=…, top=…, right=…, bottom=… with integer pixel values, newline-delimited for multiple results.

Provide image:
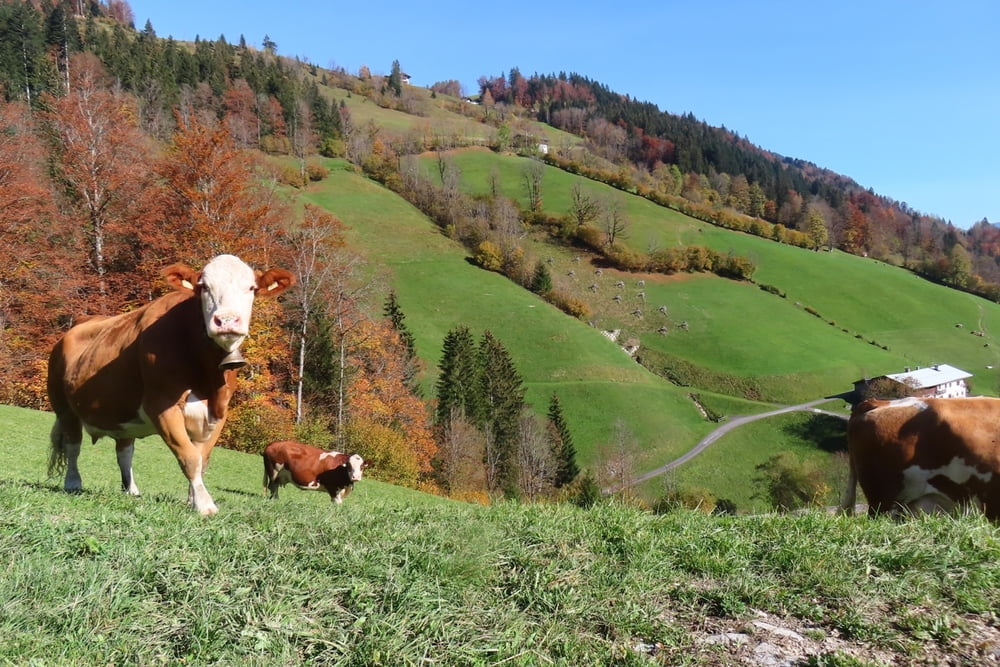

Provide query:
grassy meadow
left=3, top=404, right=999, bottom=665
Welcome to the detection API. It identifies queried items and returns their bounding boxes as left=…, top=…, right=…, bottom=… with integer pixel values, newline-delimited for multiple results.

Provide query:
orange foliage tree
left=153, top=112, right=290, bottom=268
left=0, top=100, right=63, bottom=406
left=153, top=113, right=298, bottom=443
left=41, top=53, right=156, bottom=312
left=345, top=318, right=437, bottom=479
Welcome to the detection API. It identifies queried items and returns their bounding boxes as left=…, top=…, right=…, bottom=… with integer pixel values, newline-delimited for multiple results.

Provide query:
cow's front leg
left=156, top=409, right=218, bottom=516
left=115, top=439, right=140, bottom=496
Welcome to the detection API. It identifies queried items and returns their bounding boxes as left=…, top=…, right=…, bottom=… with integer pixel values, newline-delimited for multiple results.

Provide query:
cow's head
left=164, top=254, right=295, bottom=368
left=346, top=454, right=366, bottom=482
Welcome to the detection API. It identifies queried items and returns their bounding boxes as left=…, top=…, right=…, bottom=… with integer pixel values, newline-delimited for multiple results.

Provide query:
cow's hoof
left=197, top=503, right=219, bottom=516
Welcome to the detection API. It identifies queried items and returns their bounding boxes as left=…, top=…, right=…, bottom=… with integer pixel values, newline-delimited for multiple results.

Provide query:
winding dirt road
left=620, top=399, right=848, bottom=491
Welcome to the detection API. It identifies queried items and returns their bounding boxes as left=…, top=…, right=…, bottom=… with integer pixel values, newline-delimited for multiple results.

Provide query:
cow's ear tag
left=182, top=279, right=195, bottom=290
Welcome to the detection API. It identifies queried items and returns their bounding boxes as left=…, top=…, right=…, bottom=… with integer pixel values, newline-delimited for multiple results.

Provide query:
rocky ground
left=634, top=608, right=1000, bottom=665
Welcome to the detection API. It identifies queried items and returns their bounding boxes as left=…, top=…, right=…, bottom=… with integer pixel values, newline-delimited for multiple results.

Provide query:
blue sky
left=130, top=1, right=999, bottom=229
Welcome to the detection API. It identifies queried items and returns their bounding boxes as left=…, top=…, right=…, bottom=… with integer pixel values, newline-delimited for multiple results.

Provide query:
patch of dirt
left=634, top=609, right=1000, bottom=665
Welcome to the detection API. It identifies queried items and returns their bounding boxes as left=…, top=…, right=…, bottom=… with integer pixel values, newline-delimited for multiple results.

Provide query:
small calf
left=262, top=440, right=366, bottom=504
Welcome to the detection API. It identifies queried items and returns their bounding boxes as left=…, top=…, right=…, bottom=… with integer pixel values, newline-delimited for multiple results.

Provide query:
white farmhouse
left=851, top=363, right=973, bottom=401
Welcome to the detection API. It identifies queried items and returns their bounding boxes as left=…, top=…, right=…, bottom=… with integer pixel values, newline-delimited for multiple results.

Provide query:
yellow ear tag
left=181, top=279, right=194, bottom=290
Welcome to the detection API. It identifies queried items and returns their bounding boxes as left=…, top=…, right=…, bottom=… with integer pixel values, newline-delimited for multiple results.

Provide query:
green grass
left=300, top=163, right=721, bottom=475
left=3, top=405, right=998, bottom=665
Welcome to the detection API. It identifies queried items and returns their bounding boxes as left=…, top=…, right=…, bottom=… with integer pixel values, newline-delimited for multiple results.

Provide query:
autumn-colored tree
left=346, top=318, right=437, bottom=474
left=0, top=99, right=62, bottom=406
left=41, top=53, right=154, bottom=310
left=434, top=407, right=489, bottom=501
left=155, top=116, right=296, bottom=444
left=223, top=78, right=260, bottom=148
left=805, top=205, right=829, bottom=251
left=154, top=112, right=289, bottom=267
left=285, top=204, right=346, bottom=423
left=841, top=201, right=871, bottom=254
left=345, top=418, right=419, bottom=487
left=383, top=290, right=420, bottom=392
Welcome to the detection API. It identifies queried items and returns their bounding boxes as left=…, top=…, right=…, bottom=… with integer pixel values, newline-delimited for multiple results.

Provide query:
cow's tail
left=47, top=419, right=68, bottom=478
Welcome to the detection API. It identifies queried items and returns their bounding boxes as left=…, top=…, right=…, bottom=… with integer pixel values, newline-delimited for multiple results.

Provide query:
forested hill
left=476, top=70, right=1000, bottom=294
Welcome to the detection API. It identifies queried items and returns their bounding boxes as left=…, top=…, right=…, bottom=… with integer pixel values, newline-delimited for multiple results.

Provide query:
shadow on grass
left=782, top=413, right=848, bottom=453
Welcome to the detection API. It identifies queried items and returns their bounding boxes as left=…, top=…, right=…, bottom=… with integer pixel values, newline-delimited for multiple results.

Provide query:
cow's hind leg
left=48, top=416, right=83, bottom=493
left=263, top=461, right=281, bottom=499
left=115, top=439, right=140, bottom=496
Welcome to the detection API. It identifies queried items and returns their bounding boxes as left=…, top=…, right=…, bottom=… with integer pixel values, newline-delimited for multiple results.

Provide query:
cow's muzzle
left=219, top=349, right=247, bottom=370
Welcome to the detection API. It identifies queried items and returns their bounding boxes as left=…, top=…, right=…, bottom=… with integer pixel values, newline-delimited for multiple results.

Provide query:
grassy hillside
left=300, top=163, right=725, bottom=476
left=422, top=148, right=1000, bottom=396
left=3, top=405, right=998, bottom=665
left=292, top=144, right=1000, bottom=507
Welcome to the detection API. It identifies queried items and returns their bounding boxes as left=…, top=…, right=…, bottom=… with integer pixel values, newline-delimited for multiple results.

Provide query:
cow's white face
left=198, top=254, right=259, bottom=354
left=348, top=454, right=365, bottom=482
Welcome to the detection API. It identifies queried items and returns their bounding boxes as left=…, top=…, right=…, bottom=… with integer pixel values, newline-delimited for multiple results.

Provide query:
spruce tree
left=384, top=290, right=420, bottom=393
left=547, top=393, right=579, bottom=487
left=434, top=326, right=480, bottom=426
left=478, top=330, right=525, bottom=493
left=383, top=291, right=416, bottom=359
left=529, top=260, right=552, bottom=295
left=388, top=59, right=403, bottom=97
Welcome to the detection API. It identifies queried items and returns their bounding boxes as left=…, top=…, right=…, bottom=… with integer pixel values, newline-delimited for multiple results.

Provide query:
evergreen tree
left=434, top=326, right=480, bottom=426
left=384, top=290, right=419, bottom=392
left=383, top=290, right=416, bottom=358
left=388, top=59, right=403, bottom=97
left=477, top=330, right=526, bottom=494
left=0, top=1, right=54, bottom=104
left=547, top=393, right=579, bottom=487
left=529, top=260, right=552, bottom=295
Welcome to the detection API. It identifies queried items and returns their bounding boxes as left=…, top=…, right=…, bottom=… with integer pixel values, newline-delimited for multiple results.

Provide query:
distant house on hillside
left=846, top=363, right=973, bottom=404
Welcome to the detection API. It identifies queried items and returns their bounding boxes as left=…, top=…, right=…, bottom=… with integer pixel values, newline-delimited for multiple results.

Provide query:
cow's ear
left=163, top=263, right=199, bottom=293
left=256, top=269, right=295, bottom=297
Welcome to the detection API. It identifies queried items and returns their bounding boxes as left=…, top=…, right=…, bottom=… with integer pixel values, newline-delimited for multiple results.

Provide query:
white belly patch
left=900, top=456, right=993, bottom=503
left=83, top=405, right=155, bottom=440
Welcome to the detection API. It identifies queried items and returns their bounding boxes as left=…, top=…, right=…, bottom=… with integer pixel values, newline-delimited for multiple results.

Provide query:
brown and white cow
left=842, top=396, right=1000, bottom=521
left=262, top=440, right=367, bottom=504
left=47, top=254, right=294, bottom=515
